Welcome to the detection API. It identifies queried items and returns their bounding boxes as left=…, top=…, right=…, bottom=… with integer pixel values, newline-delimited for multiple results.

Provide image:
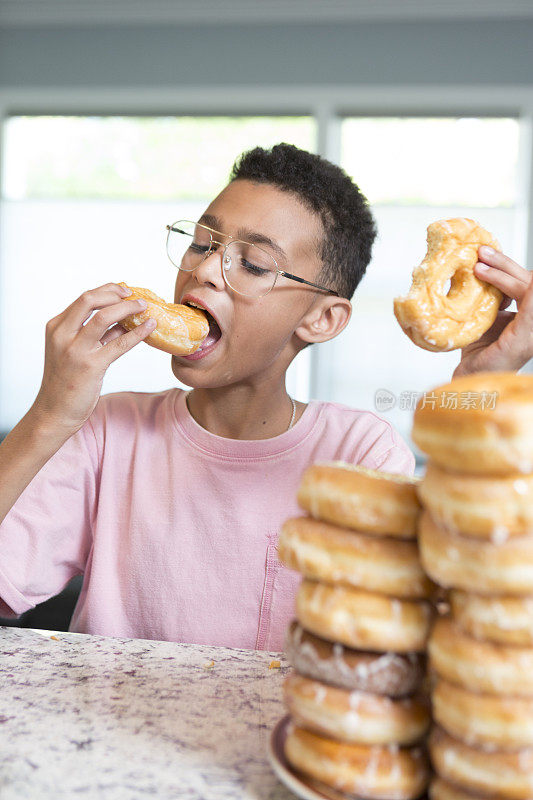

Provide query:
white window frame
left=1, top=84, right=532, bottom=403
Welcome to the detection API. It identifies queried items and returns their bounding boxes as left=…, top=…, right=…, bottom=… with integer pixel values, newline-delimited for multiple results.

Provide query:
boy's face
left=171, top=178, right=347, bottom=389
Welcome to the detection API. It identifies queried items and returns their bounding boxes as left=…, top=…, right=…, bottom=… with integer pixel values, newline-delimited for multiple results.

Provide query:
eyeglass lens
left=166, top=220, right=278, bottom=298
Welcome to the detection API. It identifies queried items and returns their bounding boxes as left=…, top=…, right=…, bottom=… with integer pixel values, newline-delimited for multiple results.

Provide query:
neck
left=186, top=380, right=302, bottom=440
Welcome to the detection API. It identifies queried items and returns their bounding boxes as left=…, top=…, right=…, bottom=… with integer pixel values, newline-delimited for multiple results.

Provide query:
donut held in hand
left=117, top=282, right=209, bottom=355
left=394, top=218, right=502, bottom=352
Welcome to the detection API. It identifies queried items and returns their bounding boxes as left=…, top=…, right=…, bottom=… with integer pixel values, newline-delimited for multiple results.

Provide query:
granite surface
left=0, top=626, right=295, bottom=800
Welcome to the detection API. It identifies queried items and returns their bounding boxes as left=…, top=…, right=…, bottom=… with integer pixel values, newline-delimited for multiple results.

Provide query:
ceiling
left=2, top=0, right=533, bottom=26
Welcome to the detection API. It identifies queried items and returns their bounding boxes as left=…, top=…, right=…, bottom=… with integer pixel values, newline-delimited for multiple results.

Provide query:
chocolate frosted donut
left=284, top=621, right=425, bottom=698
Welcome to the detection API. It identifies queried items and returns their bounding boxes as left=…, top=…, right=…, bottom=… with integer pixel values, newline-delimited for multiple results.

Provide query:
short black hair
left=229, top=142, right=377, bottom=300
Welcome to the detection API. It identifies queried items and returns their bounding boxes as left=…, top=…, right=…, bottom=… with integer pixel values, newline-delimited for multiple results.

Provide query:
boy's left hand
left=453, top=245, right=533, bottom=377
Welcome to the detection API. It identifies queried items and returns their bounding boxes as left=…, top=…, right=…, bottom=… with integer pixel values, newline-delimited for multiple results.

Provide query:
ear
left=294, top=296, right=352, bottom=345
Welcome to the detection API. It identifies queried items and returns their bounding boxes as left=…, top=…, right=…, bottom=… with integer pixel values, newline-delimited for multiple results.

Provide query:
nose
left=190, top=246, right=226, bottom=291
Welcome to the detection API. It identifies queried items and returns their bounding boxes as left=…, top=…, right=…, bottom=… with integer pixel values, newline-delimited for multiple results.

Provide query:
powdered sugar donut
left=284, top=621, right=425, bottom=697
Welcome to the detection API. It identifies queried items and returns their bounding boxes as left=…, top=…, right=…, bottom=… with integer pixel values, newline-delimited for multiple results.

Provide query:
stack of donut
left=413, top=371, right=533, bottom=800
left=277, top=462, right=433, bottom=800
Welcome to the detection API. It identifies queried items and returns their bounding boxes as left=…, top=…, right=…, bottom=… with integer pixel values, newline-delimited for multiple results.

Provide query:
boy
left=0, top=144, right=531, bottom=650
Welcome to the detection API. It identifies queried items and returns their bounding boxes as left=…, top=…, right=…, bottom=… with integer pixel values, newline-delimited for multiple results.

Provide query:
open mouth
left=182, top=301, right=222, bottom=359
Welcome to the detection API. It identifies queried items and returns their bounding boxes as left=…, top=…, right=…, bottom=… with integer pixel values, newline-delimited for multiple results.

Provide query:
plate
left=268, top=716, right=429, bottom=800
left=268, top=715, right=361, bottom=800
left=268, top=715, right=326, bottom=800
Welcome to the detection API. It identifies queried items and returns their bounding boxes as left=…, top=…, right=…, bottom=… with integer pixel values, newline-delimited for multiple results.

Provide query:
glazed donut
left=419, top=510, right=533, bottom=595
left=430, top=727, right=533, bottom=799
left=418, top=462, right=533, bottom=540
left=283, top=672, right=429, bottom=746
left=284, top=723, right=429, bottom=800
left=412, top=372, right=533, bottom=475
left=297, top=463, right=421, bottom=539
left=393, top=218, right=502, bottom=352
left=117, top=282, right=209, bottom=355
left=296, top=579, right=432, bottom=654
left=450, top=591, right=533, bottom=647
left=433, top=678, right=533, bottom=751
left=278, top=517, right=433, bottom=599
left=430, top=778, right=503, bottom=800
left=284, top=621, right=425, bottom=697
left=429, top=616, right=533, bottom=696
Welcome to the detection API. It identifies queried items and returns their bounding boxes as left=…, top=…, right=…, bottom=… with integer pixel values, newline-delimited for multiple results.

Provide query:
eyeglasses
left=165, top=219, right=340, bottom=299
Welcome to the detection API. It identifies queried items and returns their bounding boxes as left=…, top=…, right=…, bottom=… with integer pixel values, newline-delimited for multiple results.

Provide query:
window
left=314, top=116, right=522, bottom=455
left=0, top=115, right=316, bottom=431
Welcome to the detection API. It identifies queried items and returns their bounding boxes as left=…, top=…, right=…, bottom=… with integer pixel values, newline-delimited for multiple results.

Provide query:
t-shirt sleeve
left=356, top=415, right=416, bottom=477
left=0, top=418, right=99, bottom=618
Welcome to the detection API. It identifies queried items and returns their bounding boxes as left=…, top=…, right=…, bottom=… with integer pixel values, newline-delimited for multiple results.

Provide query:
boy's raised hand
left=31, top=283, right=157, bottom=437
left=453, top=246, right=533, bottom=377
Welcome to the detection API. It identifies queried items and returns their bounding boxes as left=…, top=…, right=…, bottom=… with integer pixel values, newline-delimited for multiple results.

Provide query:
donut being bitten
left=394, top=218, right=502, bottom=352
left=117, top=282, right=210, bottom=355
left=284, top=621, right=425, bottom=697
left=283, top=672, right=430, bottom=746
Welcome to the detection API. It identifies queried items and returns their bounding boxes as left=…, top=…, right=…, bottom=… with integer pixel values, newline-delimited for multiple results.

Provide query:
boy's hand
left=453, top=246, right=533, bottom=378
left=31, top=283, right=157, bottom=436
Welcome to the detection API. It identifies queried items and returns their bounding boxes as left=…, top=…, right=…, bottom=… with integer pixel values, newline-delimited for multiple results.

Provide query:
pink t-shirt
left=0, top=388, right=415, bottom=650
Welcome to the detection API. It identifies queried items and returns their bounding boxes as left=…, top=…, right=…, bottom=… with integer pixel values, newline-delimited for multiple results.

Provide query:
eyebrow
left=198, top=213, right=288, bottom=263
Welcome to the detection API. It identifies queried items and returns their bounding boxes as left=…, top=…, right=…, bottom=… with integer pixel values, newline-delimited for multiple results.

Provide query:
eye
left=241, top=259, right=269, bottom=276
left=189, top=242, right=210, bottom=254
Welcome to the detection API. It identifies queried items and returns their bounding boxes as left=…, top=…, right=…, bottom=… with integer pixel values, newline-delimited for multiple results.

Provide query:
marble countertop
left=0, top=626, right=295, bottom=800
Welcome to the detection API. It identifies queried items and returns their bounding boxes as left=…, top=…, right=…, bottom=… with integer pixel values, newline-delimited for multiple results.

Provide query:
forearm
left=0, top=408, right=72, bottom=527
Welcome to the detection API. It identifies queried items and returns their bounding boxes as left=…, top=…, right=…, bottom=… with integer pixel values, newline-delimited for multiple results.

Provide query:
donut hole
left=443, top=279, right=451, bottom=296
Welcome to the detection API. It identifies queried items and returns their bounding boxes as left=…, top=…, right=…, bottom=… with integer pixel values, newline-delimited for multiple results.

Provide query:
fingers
left=474, top=260, right=530, bottom=305
left=99, top=323, right=129, bottom=346
left=61, top=283, right=133, bottom=331
left=477, top=245, right=529, bottom=282
left=80, top=296, right=148, bottom=343
left=98, top=317, right=157, bottom=364
left=499, top=295, right=513, bottom=310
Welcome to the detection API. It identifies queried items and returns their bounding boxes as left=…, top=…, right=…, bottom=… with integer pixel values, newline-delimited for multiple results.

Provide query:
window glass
left=0, top=116, right=316, bottom=431
left=321, top=116, right=523, bottom=462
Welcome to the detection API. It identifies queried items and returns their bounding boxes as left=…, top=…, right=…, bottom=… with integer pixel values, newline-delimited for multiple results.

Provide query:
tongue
left=200, top=319, right=222, bottom=349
